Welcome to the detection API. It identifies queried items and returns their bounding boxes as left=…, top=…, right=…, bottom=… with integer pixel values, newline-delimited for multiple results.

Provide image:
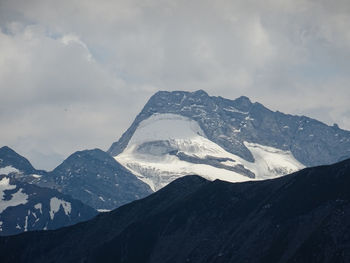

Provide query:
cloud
left=0, top=0, right=349, bottom=169
left=0, top=22, right=147, bottom=169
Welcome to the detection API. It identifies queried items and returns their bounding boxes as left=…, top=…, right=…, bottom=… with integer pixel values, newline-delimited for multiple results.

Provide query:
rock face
left=0, top=175, right=97, bottom=236
left=1, top=158, right=349, bottom=262
left=108, top=90, right=350, bottom=190
left=0, top=146, right=153, bottom=211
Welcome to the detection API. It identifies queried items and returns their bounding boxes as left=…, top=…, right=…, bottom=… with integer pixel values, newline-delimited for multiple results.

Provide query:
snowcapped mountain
left=0, top=170, right=97, bottom=236
left=0, top=146, right=152, bottom=211
left=109, top=90, right=350, bottom=191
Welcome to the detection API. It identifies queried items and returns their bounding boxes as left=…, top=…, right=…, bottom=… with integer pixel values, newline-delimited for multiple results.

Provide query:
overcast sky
left=1, top=0, right=350, bottom=170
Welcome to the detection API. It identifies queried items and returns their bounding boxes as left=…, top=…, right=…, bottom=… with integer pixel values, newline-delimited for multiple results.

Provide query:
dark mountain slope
left=1, top=159, right=349, bottom=263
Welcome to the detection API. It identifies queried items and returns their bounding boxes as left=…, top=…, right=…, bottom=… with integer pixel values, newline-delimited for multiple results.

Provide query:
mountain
left=36, top=149, right=153, bottom=210
left=0, top=146, right=98, bottom=235
left=0, top=146, right=43, bottom=175
left=108, top=90, right=350, bottom=190
left=1, top=158, right=349, bottom=262
left=0, top=146, right=153, bottom=211
left=0, top=174, right=97, bottom=236
left=0, top=146, right=50, bottom=187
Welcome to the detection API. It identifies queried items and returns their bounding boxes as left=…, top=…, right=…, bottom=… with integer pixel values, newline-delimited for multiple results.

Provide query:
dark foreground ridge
left=1, top=159, right=350, bottom=263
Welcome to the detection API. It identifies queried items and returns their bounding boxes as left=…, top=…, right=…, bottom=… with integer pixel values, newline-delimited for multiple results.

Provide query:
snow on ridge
left=97, top=209, right=111, bottom=212
left=0, top=177, right=29, bottom=213
left=49, top=197, right=71, bottom=220
left=0, top=166, right=20, bottom=175
left=223, top=107, right=248, bottom=115
left=243, top=142, right=305, bottom=179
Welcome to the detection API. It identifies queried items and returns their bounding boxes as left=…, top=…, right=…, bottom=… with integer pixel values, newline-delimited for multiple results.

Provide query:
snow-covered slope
left=244, top=142, right=304, bottom=179
left=116, top=113, right=304, bottom=191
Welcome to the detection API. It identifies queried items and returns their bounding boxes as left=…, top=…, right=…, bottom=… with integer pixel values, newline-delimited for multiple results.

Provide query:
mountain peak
left=235, top=95, right=251, bottom=103
left=0, top=146, right=36, bottom=174
left=53, top=148, right=115, bottom=172
left=109, top=90, right=350, bottom=170
left=150, top=90, right=209, bottom=101
left=0, top=146, right=16, bottom=154
left=193, top=89, right=209, bottom=97
left=232, top=95, right=253, bottom=111
left=68, top=148, right=106, bottom=159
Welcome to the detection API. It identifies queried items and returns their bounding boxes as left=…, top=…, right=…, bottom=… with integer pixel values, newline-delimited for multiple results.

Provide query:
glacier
left=115, top=113, right=304, bottom=191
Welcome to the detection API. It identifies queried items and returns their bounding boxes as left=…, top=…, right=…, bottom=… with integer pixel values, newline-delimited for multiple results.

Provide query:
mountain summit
left=0, top=146, right=38, bottom=174
left=108, top=90, right=350, bottom=190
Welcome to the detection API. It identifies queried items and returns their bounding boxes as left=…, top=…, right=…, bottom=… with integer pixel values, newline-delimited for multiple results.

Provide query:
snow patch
left=0, top=177, right=28, bottom=213
left=0, top=166, right=20, bottom=175
left=84, top=189, right=92, bottom=195
left=49, top=197, right=71, bottom=220
left=97, top=209, right=111, bottom=212
left=245, top=116, right=254, bottom=121
left=223, top=107, right=248, bottom=114
left=34, top=203, right=42, bottom=214
left=24, top=215, right=28, bottom=232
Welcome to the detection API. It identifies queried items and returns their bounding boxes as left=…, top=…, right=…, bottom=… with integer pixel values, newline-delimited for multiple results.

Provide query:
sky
left=1, top=0, right=350, bottom=170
